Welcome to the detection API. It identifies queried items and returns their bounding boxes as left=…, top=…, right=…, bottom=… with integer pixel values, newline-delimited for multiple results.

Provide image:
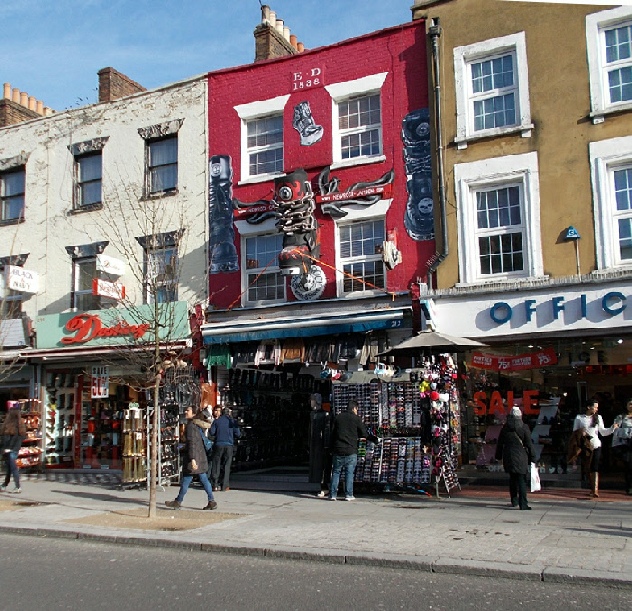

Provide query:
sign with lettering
left=61, top=313, right=150, bottom=345
left=92, top=278, right=125, bottom=301
left=5, top=266, right=39, bottom=294
left=470, top=347, right=558, bottom=372
left=316, top=183, right=392, bottom=204
left=91, top=365, right=109, bottom=399
left=291, top=67, right=324, bottom=91
left=96, top=254, right=126, bottom=276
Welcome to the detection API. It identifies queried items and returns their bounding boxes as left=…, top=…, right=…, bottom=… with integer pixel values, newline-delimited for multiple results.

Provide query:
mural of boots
left=208, top=155, right=239, bottom=273
left=292, top=101, right=324, bottom=146
left=274, top=169, right=320, bottom=276
left=402, top=108, right=434, bottom=241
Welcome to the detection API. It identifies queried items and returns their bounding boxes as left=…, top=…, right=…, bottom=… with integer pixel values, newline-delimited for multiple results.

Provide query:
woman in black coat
left=495, top=407, right=536, bottom=510
left=166, top=407, right=217, bottom=510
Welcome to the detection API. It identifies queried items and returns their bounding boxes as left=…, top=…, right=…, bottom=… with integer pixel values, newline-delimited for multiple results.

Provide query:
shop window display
left=0, top=399, right=42, bottom=471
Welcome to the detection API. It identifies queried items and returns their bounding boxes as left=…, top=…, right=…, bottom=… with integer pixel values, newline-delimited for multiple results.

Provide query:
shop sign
left=96, top=254, right=126, bottom=276
left=470, top=347, right=557, bottom=372
left=91, top=365, right=109, bottom=399
left=472, top=390, right=540, bottom=416
left=5, top=265, right=39, bottom=294
left=61, top=313, right=150, bottom=345
left=233, top=201, right=277, bottom=220
left=316, top=183, right=392, bottom=204
left=489, top=291, right=626, bottom=325
left=291, top=67, right=324, bottom=91
left=92, top=278, right=125, bottom=301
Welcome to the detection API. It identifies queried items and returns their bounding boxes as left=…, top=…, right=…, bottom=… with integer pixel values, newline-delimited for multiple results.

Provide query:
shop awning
left=201, top=307, right=409, bottom=345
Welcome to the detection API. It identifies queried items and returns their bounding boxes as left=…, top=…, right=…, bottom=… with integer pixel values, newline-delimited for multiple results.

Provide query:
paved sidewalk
left=0, top=477, right=630, bottom=587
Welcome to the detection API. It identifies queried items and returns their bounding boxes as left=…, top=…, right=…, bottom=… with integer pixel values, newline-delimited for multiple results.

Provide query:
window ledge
left=141, top=189, right=178, bottom=201
left=454, top=275, right=550, bottom=290
left=67, top=203, right=104, bottom=215
left=330, top=155, right=386, bottom=171
left=454, top=124, right=533, bottom=150
left=590, top=103, right=632, bottom=125
left=591, top=267, right=632, bottom=278
left=238, top=172, right=284, bottom=186
left=0, top=217, right=25, bottom=227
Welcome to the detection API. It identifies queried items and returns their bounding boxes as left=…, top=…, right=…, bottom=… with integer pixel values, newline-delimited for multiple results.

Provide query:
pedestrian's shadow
left=52, top=489, right=146, bottom=505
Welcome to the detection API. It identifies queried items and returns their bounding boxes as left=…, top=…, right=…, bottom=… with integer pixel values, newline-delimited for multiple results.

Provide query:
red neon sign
left=61, top=313, right=150, bottom=345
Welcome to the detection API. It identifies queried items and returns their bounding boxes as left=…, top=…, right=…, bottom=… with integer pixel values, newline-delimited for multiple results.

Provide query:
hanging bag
left=530, top=462, right=541, bottom=492
left=199, top=428, right=213, bottom=453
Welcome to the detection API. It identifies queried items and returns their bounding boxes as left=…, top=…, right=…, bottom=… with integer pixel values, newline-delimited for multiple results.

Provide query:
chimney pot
left=20, top=91, right=28, bottom=107
left=290, top=34, right=298, bottom=49
left=261, top=4, right=270, bottom=24
left=297, top=42, right=305, bottom=53
left=269, top=10, right=276, bottom=27
left=275, top=18, right=284, bottom=34
left=36, top=100, right=44, bottom=114
left=283, top=26, right=290, bottom=42
left=12, top=88, right=20, bottom=103
left=28, top=96, right=37, bottom=111
left=3, top=83, right=10, bottom=99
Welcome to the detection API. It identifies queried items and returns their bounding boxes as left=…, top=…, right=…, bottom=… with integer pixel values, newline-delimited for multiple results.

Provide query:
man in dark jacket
left=495, top=406, right=536, bottom=510
left=329, top=399, right=377, bottom=501
left=166, top=407, right=217, bottom=510
left=210, top=407, right=241, bottom=491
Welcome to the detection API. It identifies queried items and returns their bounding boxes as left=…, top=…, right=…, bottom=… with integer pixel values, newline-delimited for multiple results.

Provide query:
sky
left=1, top=0, right=413, bottom=112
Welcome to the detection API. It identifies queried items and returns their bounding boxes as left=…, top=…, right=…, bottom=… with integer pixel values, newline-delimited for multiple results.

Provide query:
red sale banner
left=470, top=347, right=557, bottom=372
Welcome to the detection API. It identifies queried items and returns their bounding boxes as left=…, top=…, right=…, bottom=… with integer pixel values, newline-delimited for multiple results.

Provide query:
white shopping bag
left=530, top=462, right=541, bottom=492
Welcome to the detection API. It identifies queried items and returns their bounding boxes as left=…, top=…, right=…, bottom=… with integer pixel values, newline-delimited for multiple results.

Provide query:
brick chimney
left=98, top=67, right=146, bottom=103
left=254, top=4, right=306, bottom=62
left=0, top=83, right=53, bottom=127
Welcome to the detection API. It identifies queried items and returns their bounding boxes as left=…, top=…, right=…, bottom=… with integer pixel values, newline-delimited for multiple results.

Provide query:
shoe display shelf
left=43, top=373, right=77, bottom=468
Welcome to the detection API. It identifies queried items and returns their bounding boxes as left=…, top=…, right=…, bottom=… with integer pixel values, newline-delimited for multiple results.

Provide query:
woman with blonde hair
left=0, top=402, right=27, bottom=493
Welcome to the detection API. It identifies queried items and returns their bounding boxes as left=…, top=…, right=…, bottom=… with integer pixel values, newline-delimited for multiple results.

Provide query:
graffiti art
left=292, top=101, right=324, bottom=146
left=208, top=155, right=239, bottom=273
left=402, top=108, right=434, bottom=242
left=316, top=167, right=395, bottom=217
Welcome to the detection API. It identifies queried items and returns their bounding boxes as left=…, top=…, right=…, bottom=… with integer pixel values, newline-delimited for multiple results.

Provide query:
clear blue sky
left=1, top=0, right=413, bottom=112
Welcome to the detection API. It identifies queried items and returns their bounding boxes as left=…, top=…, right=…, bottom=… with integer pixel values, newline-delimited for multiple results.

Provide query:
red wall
left=208, top=21, right=432, bottom=310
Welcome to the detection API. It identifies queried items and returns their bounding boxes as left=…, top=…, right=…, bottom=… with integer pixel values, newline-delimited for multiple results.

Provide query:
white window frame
left=235, top=95, right=290, bottom=185
left=325, top=72, right=388, bottom=169
left=587, top=6, right=632, bottom=124
left=0, top=166, right=25, bottom=222
left=590, top=135, right=632, bottom=271
left=144, top=246, right=178, bottom=305
left=72, top=257, right=99, bottom=311
left=454, top=152, right=543, bottom=285
left=335, top=213, right=387, bottom=297
left=236, top=218, right=286, bottom=306
left=454, top=32, right=532, bottom=149
left=74, top=151, right=103, bottom=209
left=146, top=135, right=178, bottom=196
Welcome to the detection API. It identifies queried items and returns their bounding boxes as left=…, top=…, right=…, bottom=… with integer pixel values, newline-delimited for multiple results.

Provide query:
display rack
left=17, top=399, right=43, bottom=470
left=44, top=373, right=76, bottom=467
left=121, top=402, right=146, bottom=486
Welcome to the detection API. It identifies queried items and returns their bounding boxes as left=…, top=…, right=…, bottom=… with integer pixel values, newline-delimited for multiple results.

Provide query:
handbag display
left=530, top=462, right=541, bottom=492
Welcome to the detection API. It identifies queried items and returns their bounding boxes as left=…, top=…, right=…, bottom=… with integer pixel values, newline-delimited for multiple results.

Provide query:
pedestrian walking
left=329, top=399, right=377, bottom=501
left=0, top=401, right=27, bottom=494
left=612, top=398, right=632, bottom=495
left=572, top=399, right=618, bottom=498
left=495, top=406, right=535, bottom=510
left=166, top=407, right=217, bottom=510
left=210, top=407, right=241, bottom=491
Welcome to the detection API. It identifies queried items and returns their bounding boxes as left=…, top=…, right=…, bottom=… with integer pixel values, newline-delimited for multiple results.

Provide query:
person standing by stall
left=0, top=402, right=27, bottom=493
left=612, top=399, right=632, bottom=495
left=166, top=407, right=217, bottom=510
left=329, top=399, right=377, bottom=501
left=308, top=393, right=332, bottom=497
left=210, top=407, right=241, bottom=491
left=495, top=406, right=535, bottom=510
left=573, top=399, right=618, bottom=498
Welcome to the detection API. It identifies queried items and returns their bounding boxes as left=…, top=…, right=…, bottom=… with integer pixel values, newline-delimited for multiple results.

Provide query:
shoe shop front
left=201, top=296, right=415, bottom=474
left=26, top=302, right=193, bottom=483
left=429, top=276, right=632, bottom=485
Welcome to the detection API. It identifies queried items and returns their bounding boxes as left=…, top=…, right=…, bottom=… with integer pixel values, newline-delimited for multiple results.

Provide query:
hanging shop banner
left=5, top=265, right=39, bottom=294
left=92, top=278, right=125, bottom=301
left=96, top=254, right=126, bottom=276
left=91, top=365, right=109, bottom=399
left=470, top=347, right=558, bottom=372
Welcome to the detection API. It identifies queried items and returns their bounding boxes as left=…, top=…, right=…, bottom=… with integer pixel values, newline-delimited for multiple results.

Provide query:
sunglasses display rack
left=332, top=354, right=462, bottom=495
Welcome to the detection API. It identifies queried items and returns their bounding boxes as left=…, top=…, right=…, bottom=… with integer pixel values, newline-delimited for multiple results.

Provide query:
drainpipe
left=426, top=18, right=448, bottom=286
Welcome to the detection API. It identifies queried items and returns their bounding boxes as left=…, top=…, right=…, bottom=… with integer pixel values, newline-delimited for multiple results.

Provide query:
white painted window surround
left=454, top=152, right=543, bottom=285
left=586, top=6, right=632, bottom=124
left=325, top=72, right=388, bottom=169
left=234, top=95, right=290, bottom=184
left=453, top=32, right=532, bottom=149
left=590, top=135, right=632, bottom=271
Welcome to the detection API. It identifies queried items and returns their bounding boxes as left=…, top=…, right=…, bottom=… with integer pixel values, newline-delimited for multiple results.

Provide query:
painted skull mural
left=208, top=155, right=239, bottom=273
left=402, top=108, right=434, bottom=242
